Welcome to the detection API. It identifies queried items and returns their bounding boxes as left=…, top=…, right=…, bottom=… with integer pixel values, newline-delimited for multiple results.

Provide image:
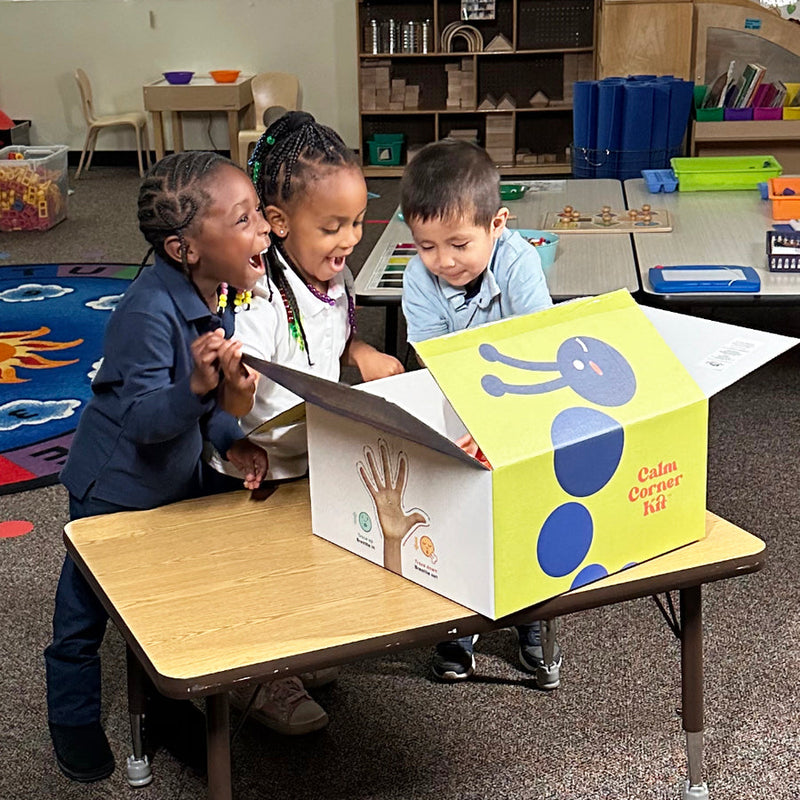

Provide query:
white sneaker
left=230, top=676, right=328, bottom=735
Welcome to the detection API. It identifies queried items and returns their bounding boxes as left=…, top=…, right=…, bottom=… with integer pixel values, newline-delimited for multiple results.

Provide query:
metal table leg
left=207, top=693, right=233, bottom=800
left=125, top=647, right=153, bottom=787
left=680, top=586, right=709, bottom=800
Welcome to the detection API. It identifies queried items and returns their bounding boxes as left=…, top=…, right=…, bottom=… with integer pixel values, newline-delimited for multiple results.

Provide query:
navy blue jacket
left=61, top=256, right=244, bottom=509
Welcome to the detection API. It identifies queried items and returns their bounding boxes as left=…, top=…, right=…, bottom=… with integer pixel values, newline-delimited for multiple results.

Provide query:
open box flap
left=242, top=356, right=487, bottom=470
left=639, top=305, right=798, bottom=396
left=414, top=291, right=705, bottom=468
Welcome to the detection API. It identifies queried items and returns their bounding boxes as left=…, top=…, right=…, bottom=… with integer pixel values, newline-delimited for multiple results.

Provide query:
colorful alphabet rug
left=0, top=263, right=140, bottom=495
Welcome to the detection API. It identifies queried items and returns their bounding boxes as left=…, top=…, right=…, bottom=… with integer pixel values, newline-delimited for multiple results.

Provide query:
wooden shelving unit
left=356, top=0, right=597, bottom=176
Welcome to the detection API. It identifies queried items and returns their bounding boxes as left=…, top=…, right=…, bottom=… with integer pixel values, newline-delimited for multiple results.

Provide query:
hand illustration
left=357, top=440, right=429, bottom=575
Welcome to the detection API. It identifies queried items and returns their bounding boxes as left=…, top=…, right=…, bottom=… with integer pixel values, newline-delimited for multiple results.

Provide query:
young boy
left=400, top=138, right=561, bottom=686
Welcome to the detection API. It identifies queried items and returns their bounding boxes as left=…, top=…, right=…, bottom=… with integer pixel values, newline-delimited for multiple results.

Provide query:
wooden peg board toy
left=541, top=204, right=672, bottom=233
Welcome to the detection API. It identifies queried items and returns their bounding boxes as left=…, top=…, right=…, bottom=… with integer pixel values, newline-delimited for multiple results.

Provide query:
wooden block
left=497, top=93, right=517, bottom=110
left=477, top=93, right=498, bottom=110
left=484, top=33, right=513, bottom=52
left=404, top=85, right=420, bottom=107
left=529, top=90, right=550, bottom=107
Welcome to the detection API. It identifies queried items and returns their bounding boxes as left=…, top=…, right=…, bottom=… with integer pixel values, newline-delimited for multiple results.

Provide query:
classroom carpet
left=0, top=262, right=140, bottom=494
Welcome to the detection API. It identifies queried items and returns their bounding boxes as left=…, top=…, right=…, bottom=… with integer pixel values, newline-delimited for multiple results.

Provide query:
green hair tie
left=266, top=135, right=275, bottom=145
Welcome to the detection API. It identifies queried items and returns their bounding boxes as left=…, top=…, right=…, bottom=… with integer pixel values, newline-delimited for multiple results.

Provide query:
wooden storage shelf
left=356, top=0, right=597, bottom=174
left=693, top=119, right=800, bottom=143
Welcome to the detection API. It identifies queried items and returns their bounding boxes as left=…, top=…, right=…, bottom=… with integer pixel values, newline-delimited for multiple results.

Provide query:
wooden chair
left=237, top=72, right=300, bottom=168
left=74, top=68, right=151, bottom=179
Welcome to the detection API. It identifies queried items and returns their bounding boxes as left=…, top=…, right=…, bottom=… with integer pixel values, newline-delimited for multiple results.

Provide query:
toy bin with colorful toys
left=0, top=145, right=68, bottom=232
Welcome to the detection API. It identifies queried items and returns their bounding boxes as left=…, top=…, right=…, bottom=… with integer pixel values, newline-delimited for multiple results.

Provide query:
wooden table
left=142, top=76, right=253, bottom=161
left=64, top=480, right=765, bottom=800
left=625, top=177, right=800, bottom=301
left=355, top=179, right=640, bottom=355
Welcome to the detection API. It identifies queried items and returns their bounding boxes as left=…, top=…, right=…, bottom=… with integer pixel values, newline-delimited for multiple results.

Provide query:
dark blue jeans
left=44, top=493, right=129, bottom=727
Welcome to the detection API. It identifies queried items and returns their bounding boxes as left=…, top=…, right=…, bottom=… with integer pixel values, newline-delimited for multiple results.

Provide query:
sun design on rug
left=0, top=327, right=83, bottom=384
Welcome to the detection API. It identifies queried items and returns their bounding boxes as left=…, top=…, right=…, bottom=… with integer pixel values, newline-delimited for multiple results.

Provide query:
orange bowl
left=210, top=70, right=240, bottom=83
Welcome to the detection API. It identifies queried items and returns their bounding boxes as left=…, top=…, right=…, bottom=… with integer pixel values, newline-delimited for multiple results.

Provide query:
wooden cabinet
left=597, top=1, right=693, bottom=80
left=356, top=0, right=597, bottom=175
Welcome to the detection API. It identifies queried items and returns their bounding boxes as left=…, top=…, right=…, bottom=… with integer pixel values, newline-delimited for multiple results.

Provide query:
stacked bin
left=0, top=145, right=69, bottom=231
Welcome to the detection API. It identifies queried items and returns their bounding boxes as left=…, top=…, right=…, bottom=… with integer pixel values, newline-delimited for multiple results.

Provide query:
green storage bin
left=670, top=155, right=783, bottom=192
left=693, top=84, right=724, bottom=122
left=367, top=133, right=405, bottom=166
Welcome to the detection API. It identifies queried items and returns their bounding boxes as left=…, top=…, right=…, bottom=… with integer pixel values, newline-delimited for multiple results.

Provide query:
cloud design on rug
left=85, top=294, right=123, bottom=311
left=0, top=399, right=81, bottom=431
left=0, top=283, right=74, bottom=303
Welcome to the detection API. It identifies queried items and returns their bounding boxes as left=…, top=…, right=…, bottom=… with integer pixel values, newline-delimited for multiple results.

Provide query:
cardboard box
left=245, top=291, right=795, bottom=618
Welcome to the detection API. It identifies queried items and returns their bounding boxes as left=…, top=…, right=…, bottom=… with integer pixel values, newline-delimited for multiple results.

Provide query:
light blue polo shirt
left=402, top=227, right=553, bottom=343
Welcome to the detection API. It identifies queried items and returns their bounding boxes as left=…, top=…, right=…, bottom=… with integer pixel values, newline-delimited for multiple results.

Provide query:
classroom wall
left=0, top=0, right=359, bottom=152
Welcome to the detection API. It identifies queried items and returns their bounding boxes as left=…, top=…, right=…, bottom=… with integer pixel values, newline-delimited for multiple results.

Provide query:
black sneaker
left=516, top=623, right=562, bottom=690
left=431, top=635, right=477, bottom=681
left=49, top=721, right=115, bottom=783
left=145, top=694, right=207, bottom=775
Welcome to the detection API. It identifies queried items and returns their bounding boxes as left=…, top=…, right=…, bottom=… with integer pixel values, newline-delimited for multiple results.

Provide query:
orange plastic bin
left=768, top=177, right=800, bottom=220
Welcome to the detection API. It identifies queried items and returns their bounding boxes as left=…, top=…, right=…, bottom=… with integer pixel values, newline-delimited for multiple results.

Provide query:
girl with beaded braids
left=47, top=152, right=270, bottom=783
left=204, top=112, right=403, bottom=737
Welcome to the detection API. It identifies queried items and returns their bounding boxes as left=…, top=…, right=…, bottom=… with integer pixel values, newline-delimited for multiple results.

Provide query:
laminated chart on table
left=360, top=240, right=417, bottom=295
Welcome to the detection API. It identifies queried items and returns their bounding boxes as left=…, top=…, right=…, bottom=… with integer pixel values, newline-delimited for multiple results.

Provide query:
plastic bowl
left=210, top=70, right=240, bottom=84
left=515, top=229, right=559, bottom=268
left=163, top=71, right=194, bottom=85
left=499, top=184, right=528, bottom=202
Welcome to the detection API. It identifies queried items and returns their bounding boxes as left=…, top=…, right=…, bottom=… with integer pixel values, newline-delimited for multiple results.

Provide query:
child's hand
left=456, top=433, right=491, bottom=468
left=217, top=338, right=259, bottom=417
left=361, top=350, right=405, bottom=382
left=190, top=328, right=227, bottom=397
left=226, top=439, right=269, bottom=490
left=345, top=337, right=405, bottom=382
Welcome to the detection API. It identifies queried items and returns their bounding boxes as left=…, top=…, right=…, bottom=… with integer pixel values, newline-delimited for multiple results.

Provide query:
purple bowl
left=163, top=71, right=194, bottom=85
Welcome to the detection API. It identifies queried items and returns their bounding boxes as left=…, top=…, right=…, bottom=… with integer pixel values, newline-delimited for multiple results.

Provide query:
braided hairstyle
left=137, top=151, right=237, bottom=275
left=247, top=111, right=360, bottom=365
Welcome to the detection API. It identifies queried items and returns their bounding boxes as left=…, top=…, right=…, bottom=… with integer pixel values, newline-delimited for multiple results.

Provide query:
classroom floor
left=2, top=165, right=800, bottom=800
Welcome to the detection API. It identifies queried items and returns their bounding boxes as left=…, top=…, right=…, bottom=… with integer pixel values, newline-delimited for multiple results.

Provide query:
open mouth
left=328, top=255, right=347, bottom=271
left=249, top=250, right=267, bottom=273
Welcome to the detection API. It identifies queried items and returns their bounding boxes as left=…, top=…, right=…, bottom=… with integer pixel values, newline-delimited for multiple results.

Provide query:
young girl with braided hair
left=46, top=151, right=269, bottom=782
left=206, top=111, right=403, bottom=735
left=208, top=111, right=402, bottom=484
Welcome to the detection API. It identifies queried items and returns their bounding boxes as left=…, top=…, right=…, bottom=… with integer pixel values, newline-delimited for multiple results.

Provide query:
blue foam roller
left=649, top=83, right=671, bottom=168
left=595, top=78, right=625, bottom=178
left=619, top=81, right=654, bottom=179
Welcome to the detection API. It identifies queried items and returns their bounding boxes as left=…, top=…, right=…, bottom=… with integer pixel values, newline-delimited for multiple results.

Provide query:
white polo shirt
left=208, top=250, right=354, bottom=480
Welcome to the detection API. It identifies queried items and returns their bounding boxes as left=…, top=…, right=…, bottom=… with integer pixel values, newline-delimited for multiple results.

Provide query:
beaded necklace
left=276, top=243, right=358, bottom=335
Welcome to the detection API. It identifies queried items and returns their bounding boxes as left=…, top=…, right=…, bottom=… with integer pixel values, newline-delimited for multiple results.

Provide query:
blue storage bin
left=642, top=168, right=678, bottom=193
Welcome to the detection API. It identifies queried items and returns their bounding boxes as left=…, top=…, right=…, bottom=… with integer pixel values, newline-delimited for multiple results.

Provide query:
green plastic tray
left=670, top=156, right=783, bottom=192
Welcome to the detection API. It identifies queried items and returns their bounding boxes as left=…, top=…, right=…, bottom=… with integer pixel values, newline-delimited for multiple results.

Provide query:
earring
left=279, top=229, right=285, bottom=235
